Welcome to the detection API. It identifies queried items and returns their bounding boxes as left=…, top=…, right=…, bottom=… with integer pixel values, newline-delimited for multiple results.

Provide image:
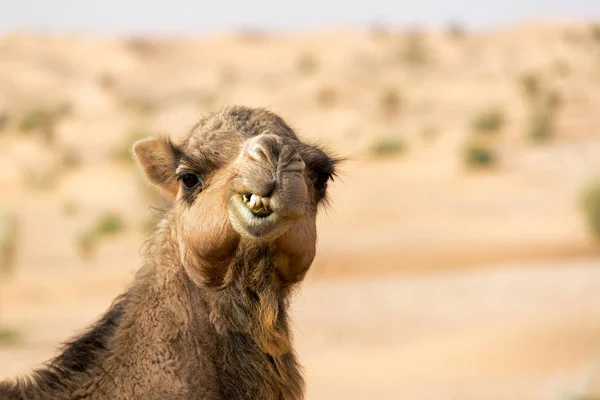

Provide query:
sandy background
left=1, top=22, right=600, bottom=399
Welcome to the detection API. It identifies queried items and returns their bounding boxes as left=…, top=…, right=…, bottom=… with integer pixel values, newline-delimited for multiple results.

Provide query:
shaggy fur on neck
left=0, top=214, right=304, bottom=400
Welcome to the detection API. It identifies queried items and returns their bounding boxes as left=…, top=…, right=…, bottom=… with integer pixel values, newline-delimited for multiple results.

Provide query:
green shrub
left=369, top=137, right=405, bottom=157
left=471, top=109, right=504, bottom=134
left=18, top=104, right=71, bottom=143
left=579, top=179, right=600, bottom=239
left=463, top=141, right=496, bottom=168
left=518, top=71, right=561, bottom=144
left=0, top=214, right=19, bottom=277
left=94, top=213, right=124, bottom=237
left=519, top=72, right=541, bottom=102
left=75, top=213, right=124, bottom=259
left=0, top=328, right=22, bottom=346
left=19, top=108, right=55, bottom=133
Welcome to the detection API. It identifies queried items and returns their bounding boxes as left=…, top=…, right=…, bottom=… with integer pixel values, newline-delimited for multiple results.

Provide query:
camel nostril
left=281, top=153, right=305, bottom=173
left=247, top=143, right=270, bottom=164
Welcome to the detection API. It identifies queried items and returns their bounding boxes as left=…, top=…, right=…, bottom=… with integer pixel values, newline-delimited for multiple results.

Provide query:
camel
left=0, top=106, right=339, bottom=399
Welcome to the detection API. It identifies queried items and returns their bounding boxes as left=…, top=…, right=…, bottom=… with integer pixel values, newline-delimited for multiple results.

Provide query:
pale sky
left=0, top=0, right=599, bottom=35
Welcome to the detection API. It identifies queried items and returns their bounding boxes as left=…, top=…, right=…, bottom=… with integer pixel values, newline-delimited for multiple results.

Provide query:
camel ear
left=133, top=137, right=180, bottom=196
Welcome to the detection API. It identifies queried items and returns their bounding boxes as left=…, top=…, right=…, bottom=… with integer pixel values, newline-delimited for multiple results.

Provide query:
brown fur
left=0, top=106, right=339, bottom=400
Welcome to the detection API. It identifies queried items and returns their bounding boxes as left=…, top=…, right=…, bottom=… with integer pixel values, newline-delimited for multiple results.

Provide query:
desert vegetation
left=519, top=72, right=541, bottom=102
left=471, top=108, right=505, bottom=134
left=517, top=72, right=562, bottom=143
left=580, top=179, right=600, bottom=239
left=462, top=139, right=496, bottom=169
left=0, top=214, right=19, bottom=277
left=369, top=137, right=405, bottom=157
left=0, top=328, right=21, bottom=346
left=76, top=213, right=125, bottom=259
left=18, top=104, right=72, bottom=144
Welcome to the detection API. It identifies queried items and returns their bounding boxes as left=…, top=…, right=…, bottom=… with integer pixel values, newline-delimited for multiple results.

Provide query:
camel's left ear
left=133, top=137, right=181, bottom=196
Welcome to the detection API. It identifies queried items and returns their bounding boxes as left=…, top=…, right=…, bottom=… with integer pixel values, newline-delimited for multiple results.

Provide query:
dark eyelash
left=314, top=172, right=332, bottom=189
left=180, top=188, right=198, bottom=205
left=177, top=172, right=203, bottom=204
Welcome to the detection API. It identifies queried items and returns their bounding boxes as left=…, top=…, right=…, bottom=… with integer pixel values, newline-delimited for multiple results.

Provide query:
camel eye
left=179, top=173, right=202, bottom=190
left=314, top=172, right=332, bottom=190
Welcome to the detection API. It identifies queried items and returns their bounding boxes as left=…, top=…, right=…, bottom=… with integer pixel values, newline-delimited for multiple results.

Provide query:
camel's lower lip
left=229, top=194, right=284, bottom=239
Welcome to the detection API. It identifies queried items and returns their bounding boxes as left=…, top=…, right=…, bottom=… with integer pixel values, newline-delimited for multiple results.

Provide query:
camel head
left=133, top=106, right=338, bottom=288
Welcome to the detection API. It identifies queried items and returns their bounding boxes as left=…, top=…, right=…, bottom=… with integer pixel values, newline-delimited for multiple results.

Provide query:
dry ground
left=3, top=259, right=600, bottom=399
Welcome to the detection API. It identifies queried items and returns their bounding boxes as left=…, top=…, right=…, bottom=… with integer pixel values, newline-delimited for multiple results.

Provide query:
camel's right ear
left=133, top=137, right=181, bottom=196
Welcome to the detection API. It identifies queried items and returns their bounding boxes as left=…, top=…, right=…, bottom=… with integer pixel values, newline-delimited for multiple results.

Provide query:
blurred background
left=1, top=1, right=600, bottom=399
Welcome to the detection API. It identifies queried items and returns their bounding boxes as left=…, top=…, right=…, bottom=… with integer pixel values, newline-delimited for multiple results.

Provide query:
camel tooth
left=261, top=197, right=270, bottom=209
left=249, top=194, right=261, bottom=210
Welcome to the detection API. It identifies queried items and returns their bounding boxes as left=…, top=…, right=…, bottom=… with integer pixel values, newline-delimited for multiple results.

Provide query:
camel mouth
left=240, top=193, right=273, bottom=218
left=229, top=194, right=292, bottom=239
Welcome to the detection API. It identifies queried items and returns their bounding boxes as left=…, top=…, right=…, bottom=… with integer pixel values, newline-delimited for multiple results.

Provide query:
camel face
left=229, top=133, right=317, bottom=240
left=133, top=106, right=337, bottom=286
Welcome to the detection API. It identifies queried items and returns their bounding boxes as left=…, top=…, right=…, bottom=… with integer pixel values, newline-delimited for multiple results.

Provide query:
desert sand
left=1, top=22, right=600, bottom=399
